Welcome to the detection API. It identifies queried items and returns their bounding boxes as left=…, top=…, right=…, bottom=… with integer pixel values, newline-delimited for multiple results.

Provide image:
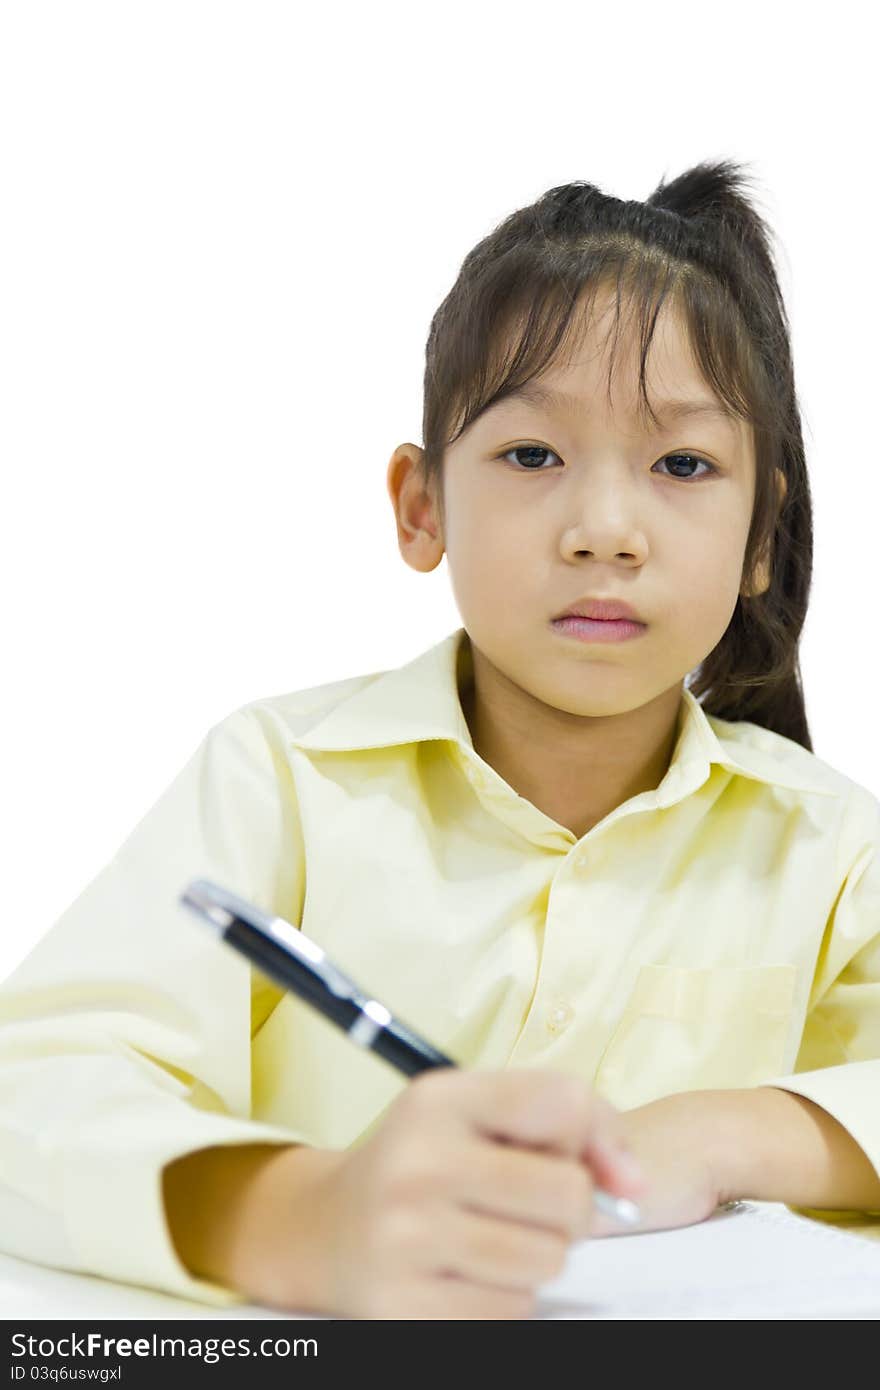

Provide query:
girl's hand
left=167, top=1069, right=645, bottom=1320
left=310, top=1067, right=644, bottom=1319
left=581, top=1090, right=725, bottom=1240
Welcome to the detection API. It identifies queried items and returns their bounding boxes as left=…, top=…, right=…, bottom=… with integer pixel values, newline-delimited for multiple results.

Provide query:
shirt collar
left=289, top=626, right=837, bottom=802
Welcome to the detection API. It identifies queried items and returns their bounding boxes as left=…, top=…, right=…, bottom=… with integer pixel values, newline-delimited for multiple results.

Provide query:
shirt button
left=545, top=1000, right=574, bottom=1035
left=575, top=853, right=589, bottom=874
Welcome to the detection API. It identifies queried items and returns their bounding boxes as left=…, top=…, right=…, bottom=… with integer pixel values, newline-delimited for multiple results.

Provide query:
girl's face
left=430, top=289, right=759, bottom=721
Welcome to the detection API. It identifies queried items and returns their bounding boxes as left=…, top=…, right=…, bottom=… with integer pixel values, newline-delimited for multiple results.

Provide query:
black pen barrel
left=223, top=916, right=360, bottom=1032
left=368, top=1017, right=458, bottom=1076
left=223, top=915, right=458, bottom=1075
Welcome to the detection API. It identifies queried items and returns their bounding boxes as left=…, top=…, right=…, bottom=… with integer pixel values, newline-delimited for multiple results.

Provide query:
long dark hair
left=418, top=159, right=815, bottom=751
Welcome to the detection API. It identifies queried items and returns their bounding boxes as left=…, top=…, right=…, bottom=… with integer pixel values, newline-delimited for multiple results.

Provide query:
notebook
left=534, top=1200, right=880, bottom=1319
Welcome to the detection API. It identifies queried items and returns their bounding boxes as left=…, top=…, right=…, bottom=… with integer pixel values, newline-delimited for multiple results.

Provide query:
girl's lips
left=551, top=615, right=647, bottom=643
left=554, top=598, right=643, bottom=623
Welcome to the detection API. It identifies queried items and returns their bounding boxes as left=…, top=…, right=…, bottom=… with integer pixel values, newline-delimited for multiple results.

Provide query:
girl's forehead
left=472, top=281, right=754, bottom=445
left=504, top=289, right=705, bottom=391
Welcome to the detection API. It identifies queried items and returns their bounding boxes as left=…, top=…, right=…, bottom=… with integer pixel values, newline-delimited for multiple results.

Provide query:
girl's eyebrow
left=501, top=381, right=739, bottom=429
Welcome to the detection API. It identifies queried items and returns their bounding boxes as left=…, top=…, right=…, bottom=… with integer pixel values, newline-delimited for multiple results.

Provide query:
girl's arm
left=162, top=1142, right=343, bottom=1312
left=0, top=705, right=311, bottom=1306
left=584, top=1083, right=880, bottom=1240
left=707, top=1085, right=880, bottom=1212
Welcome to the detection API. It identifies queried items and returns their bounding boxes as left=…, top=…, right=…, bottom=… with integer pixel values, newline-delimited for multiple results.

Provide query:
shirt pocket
left=593, top=963, right=798, bottom=1110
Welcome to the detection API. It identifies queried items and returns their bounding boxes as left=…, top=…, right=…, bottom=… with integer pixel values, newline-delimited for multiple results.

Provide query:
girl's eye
left=498, top=445, right=717, bottom=481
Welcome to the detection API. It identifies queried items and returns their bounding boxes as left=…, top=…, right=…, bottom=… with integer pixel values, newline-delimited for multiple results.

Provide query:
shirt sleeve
left=0, top=703, right=314, bottom=1308
left=757, top=787, right=880, bottom=1218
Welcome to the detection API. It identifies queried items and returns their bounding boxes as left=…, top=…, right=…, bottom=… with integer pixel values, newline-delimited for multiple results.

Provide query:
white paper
left=534, top=1201, right=880, bottom=1319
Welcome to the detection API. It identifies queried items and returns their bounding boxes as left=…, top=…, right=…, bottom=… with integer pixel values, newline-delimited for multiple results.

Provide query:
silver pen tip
left=611, top=1196, right=641, bottom=1225
left=593, top=1189, right=642, bottom=1225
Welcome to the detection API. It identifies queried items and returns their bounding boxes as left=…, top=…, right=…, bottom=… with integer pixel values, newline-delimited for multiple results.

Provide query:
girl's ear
left=774, top=470, right=788, bottom=507
left=742, top=553, right=772, bottom=599
left=741, top=469, right=787, bottom=599
left=386, top=443, right=446, bottom=573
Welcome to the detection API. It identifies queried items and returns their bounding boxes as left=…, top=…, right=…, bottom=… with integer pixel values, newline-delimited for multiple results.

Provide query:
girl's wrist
left=163, top=1141, right=342, bottom=1311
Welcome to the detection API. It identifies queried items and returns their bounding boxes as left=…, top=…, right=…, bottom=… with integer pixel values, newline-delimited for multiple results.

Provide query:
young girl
left=2, top=158, right=879, bottom=1322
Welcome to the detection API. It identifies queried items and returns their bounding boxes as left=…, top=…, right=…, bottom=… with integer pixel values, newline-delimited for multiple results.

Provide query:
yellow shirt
left=1, top=626, right=879, bottom=1308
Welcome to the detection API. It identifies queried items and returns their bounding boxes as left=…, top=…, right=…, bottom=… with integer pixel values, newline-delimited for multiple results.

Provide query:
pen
left=179, top=876, right=641, bottom=1228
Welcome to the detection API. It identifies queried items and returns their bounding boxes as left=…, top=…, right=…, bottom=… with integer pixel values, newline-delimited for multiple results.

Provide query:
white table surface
left=0, top=1251, right=310, bottom=1321
left=4, top=1203, right=880, bottom=1321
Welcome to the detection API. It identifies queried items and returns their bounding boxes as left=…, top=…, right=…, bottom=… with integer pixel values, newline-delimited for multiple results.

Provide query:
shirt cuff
left=59, top=1098, right=317, bottom=1308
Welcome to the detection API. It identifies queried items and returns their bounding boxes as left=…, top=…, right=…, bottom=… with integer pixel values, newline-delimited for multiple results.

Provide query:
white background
left=2, top=2, right=876, bottom=978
